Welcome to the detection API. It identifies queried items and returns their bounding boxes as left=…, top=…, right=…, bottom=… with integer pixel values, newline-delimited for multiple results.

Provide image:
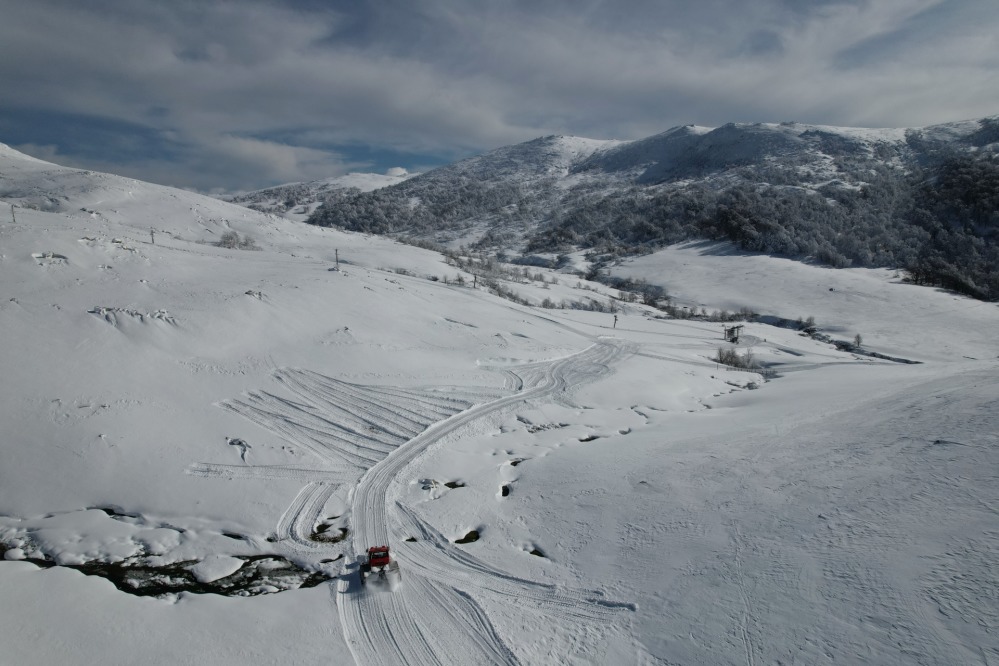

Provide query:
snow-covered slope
left=306, top=117, right=999, bottom=302
left=440, top=134, right=622, bottom=181
left=223, top=169, right=414, bottom=222
left=0, top=141, right=291, bottom=244
left=612, top=240, right=999, bottom=364
left=2, top=144, right=998, bottom=664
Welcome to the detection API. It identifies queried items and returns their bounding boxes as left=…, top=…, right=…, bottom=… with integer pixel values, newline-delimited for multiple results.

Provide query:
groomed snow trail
left=335, top=339, right=633, bottom=665
left=212, top=340, right=634, bottom=664
left=351, top=340, right=626, bottom=549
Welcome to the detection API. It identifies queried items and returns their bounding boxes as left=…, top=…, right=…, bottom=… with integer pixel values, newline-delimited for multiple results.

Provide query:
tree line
left=308, top=146, right=999, bottom=301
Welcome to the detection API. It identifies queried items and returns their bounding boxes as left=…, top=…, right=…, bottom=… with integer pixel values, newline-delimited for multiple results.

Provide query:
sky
left=1, top=0, right=997, bottom=192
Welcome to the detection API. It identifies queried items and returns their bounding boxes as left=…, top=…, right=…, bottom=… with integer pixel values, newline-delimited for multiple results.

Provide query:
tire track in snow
left=404, top=574, right=520, bottom=665
left=221, top=392, right=378, bottom=466
left=337, top=576, right=439, bottom=666
left=214, top=340, right=632, bottom=663
left=222, top=370, right=495, bottom=471
left=393, top=502, right=635, bottom=623
left=276, top=482, right=339, bottom=551
left=337, top=577, right=411, bottom=666
left=279, top=373, right=431, bottom=440
left=280, top=370, right=473, bottom=437
left=336, top=340, right=635, bottom=665
left=186, top=462, right=358, bottom=483
left=351, top=342, right=616, bottom=549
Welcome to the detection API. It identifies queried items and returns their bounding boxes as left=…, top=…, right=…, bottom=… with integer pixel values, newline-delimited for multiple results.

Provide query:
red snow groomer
left=359, top=545, right=400, bottom=585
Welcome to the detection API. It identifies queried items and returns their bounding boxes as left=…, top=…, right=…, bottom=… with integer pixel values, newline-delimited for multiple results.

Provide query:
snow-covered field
left=1, top=144, right=997, bottom=664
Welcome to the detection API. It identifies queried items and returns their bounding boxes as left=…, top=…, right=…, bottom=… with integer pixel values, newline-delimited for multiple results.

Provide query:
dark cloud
left=0, top=108, right=176, bottom=163
left=0, top=0, right=996, bottom=190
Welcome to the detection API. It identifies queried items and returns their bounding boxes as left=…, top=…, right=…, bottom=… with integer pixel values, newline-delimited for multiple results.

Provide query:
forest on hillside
left=309, top=151, right=999, bottom=301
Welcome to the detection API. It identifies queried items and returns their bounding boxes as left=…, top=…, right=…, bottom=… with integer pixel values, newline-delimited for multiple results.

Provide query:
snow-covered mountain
left=306, top=117, right=999, bottom=300
left=222, top=169, right=414, bottom=221
left=2, top=143, right=999, bottom=665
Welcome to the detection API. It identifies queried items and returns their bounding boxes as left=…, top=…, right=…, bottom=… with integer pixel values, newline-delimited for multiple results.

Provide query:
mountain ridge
left=304, top=116, right=999, bottom=300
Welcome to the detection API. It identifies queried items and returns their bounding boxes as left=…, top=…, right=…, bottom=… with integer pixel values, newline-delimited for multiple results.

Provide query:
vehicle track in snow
left=337, top=575, right=441, bottom=666
left=212, top=340, right=634, bottom=664
left=275, top=482, right=341, bottom=551
left=336, top=339, right=635, bottom=665
left=403, top=574, right=521, bottom=665
left=393, top=502, right=636, bottom=621
left=186, top=462, right=358, bottom=484
left=350, top=340, right=628, bottom=549
left=220, top=369, right=502, bottom=468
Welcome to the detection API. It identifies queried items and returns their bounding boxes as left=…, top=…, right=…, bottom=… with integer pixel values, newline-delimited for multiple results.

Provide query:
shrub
left=715, top=347, right=758, bottom=370
left=216, top=231, right=260, bottom=250
left=217, top=231, right=240, bottom=249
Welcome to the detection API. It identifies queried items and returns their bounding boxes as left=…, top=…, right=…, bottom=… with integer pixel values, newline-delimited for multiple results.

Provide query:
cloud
left=1, top=0, right=997, bottom=189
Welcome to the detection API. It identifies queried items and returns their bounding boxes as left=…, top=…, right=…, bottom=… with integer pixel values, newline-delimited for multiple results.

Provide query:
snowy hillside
left=223, top=168, right=414, bottom=221
left=307, top=116, right=999, bottom=301
left=2, top=144, right=998, bottom=664
left=575, top=120, right=915, bottom=183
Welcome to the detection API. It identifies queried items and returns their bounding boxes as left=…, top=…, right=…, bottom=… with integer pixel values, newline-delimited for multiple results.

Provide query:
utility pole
left=335, top=249, right=339, bottom=269
left=10, top=204, right=15, bottom=224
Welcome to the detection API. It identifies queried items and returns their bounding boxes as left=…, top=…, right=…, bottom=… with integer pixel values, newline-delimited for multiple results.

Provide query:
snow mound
left=189, top=555, right=244, bottom=583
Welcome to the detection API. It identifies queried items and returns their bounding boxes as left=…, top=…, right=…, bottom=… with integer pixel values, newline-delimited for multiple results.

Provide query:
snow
left=611, top=240, right=999, bottom=363
left=0, top=141, right=60, bottom=166
left=2, top=143, right=998, bottom=665
left=801, top=123, right=909, bottom=143
left=218, top=168, right=414, bottom=224
left=317, top=170, right=412, bottom=193
left=917, top=118, right=989, bottom=143
left=550, top=134, right=624, bottom=160
left=684, top=124, right=715, bottom=135
left=190, top=555, right=244, bottom=583
left=1, top=562, right=342, bottom=664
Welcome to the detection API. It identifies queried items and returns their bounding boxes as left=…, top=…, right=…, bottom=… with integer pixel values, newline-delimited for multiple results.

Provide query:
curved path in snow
left=332, top=339, right=633, bottom=665
left=211, top=339, right=634, bottom=664
left=350, top=341, right=622, bottom=548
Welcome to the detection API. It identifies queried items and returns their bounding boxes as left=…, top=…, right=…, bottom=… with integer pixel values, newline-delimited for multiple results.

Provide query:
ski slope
left=1, top=144, right=998, bottom=664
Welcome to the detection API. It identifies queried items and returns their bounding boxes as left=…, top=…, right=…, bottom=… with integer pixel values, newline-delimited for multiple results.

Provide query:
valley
left=1, top=140, right=997, bottom=664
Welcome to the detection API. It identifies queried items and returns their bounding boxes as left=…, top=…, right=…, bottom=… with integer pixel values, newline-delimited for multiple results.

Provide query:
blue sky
left=1, top=0, right=997, bottom=191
